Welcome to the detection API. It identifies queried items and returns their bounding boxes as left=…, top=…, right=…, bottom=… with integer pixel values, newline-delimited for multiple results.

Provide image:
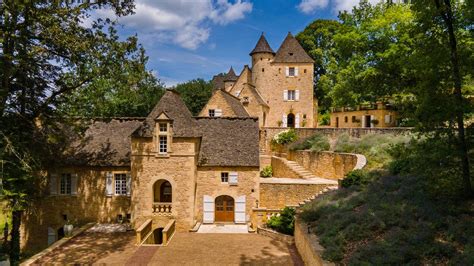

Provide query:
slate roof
left=250, top=33, right=275, bottom=55
left=273, top=32, right=314, bottom=63
left=196, top=117, right=259, bottom=167
left=211, top=73, right=226, bottom=90
left=133, top=90, right=198, bottom=138
left=223, top=67, right=238, bottom=82
left=215, top=89, right=250, bottom=117
left=64, top=118, right=144, bottom=167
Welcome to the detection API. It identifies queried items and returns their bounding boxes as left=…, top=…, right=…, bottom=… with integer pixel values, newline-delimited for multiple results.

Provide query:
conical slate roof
left=249, top=33, right=275, bottom=55
left=273, top=32, right=314, bottom=63
left=224, top=67, right=238, bottom=82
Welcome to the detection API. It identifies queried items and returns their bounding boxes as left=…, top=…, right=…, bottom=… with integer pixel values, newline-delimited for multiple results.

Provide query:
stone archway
left=287, top=113, right=295, bottom=128
left=153, top=180, right=172, bottom=203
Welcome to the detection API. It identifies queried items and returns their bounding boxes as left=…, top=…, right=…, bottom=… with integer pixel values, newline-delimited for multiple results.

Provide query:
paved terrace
left=32, top=230, right=303, bottom=265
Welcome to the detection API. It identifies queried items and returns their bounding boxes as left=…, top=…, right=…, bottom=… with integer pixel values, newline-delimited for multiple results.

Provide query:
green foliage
left=260, top=166, right=272, bottom=178
left=174, top=79, right=213, bottom=116
left=300, top=174, right=474, bottom=264
left=289, top=133, right=330, bottom=152
left=340, top=170, right=369, bottom=188
left=266, top=207, right=296, bottom=236
left=318, top=111, right=331, bottom=126
left=271, top=129, right=298, bottom=146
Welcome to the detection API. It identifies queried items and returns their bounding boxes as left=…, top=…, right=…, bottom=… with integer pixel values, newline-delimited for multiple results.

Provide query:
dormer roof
left=273, top=32, right=314, bottom=63
left=250, top=33, right=275, bottom=55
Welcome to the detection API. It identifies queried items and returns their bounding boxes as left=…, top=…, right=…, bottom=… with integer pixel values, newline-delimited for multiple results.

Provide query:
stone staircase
left=297, top=185, right=339, bottom=208
left=284, top=159, right=319, bottom=179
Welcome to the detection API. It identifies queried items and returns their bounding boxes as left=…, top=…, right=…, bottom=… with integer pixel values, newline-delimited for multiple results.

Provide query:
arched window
left=287, top=113, right=295, bottom=128
left=153, top=180, right=172, bottom=203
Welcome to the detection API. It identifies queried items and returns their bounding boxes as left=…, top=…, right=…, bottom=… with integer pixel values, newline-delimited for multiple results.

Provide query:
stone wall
left=294, top=218, right=334, bottom=266
left=257, top=227, right=294, bottom=245
left=288, top=151, right=359, bottom=180
left=260, top=127, right=412, bottom=154
left=259, top=181, right=328, bottom=209
left=21, top=166, right=131, bottom=253
left=330, top=108, right=398, bottom=128
left=271, top=156, right=300, bottom=179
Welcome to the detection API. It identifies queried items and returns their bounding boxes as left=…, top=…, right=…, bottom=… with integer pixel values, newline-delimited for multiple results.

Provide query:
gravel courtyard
left=33, top=231, right=303, bottom=265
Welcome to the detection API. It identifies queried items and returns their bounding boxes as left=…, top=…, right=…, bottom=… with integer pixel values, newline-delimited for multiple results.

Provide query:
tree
left=0, top=1, right=136, bottom=263
left=174, top=79, right=213, bottom=115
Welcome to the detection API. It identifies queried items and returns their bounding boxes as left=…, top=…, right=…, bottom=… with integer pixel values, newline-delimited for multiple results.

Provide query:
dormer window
left=159, top=123, right=167, bottom=132
left=289, top=52, right=293, bottom=56
left=209, top=109, right=215, bottom=117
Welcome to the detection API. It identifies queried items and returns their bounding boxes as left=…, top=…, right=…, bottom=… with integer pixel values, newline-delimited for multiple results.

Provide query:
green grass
left=300, top=175, right=474, bottom=264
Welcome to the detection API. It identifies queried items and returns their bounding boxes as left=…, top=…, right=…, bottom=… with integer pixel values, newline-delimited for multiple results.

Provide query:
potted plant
left=277, top=120, right=283, bottom=127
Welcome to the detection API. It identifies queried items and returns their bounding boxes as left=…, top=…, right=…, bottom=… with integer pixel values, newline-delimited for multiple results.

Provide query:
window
left=221, top=172, right=229, bottom=183
left=60, top=174, right=71, bottom=195
left=344, top=116, right=348, bottom=123
left=159, top=123, right=167, bottom=132
left=159, top=136, right=167, bottom=153
left=208, top=109, right=215, bottom=117
left=287, top=90, right=296, bottom=101
left=352, top=116, right=357, bottom=122
left=114, top=174, right=127, bottom=195
left=262, top=68, right=264, bottom=72
left=304, top=69, right=307, bottom=73
left=242, top=97, right=249, bottom=104
left=288, top=67, right=295, bottom=76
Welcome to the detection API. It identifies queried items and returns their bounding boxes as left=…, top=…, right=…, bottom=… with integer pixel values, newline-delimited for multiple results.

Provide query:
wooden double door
left=215, top=195, right=234, bottom=222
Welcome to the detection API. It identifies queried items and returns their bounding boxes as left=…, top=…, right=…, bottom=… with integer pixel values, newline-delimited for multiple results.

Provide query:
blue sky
left=91, top=0, right=374, bottom=86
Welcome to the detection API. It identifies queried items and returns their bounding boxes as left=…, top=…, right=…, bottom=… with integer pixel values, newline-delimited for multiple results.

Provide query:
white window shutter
left=295, top=90, right=300, bottom=101
left=282, top=114, right=287, bottom=128
left=71, top=173, right=78, bottom=195
left=295, top=113, right=300, bottom=128
left=234, top=195, right=246, bottom=223
left=295, top=67, right=299, bottom=76
left=50, top=174, right=58, bottom=195
left=361, top=116, right=366, bottom=128
left=47, top=227, right=56, bottom=246
left=126, top=173, right=131, bottom=196
left=370, top=115, right=375, bottom=128
left=203, top=195, right=214, bottom=223
left=285, top=67, right=289, bottom=76
left=215, top=109, right=222, bottom=117
left=229, top=172, right=238, bottom=185
left=283, top=90, right=288, bottom=101
left=384, top=115, right=391, bottom=124
left=106, top=172, right=113, bottom=196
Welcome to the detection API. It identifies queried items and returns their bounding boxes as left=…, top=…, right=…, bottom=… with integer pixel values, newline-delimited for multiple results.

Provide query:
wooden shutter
left=126, top=173, right=131, bottom=196
left=234, top=195, right=246, bottom=223
left=295, top=67, right=299, bottom=76
left=384, top=115, right=391, bottom=124
left=285, top=67, right=289, bottom=76
left=215, top=109, right=222, bottom=117
left=229, top=172, right=238, bottom=185
left=370, top=115, right=375, bottom=128
left=203, top=195, right=214, bottom=223
left=50, top=174, right=58, bottom=195
left=106, top=172, right=113, bottom=196
left=361, top=116, right=366, bottom=128
left=295, top=113, right=300, bottom=128
left=283, top=90, right=288, bottom=101
left=282, top=114, right=287, bottom=127
left=71, top=173, right=78, bottom=195
left=295, top=90, right=300, bottom=101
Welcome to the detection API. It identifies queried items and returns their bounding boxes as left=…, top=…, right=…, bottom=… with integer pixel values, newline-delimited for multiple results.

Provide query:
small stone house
left=212, top=32, right=317, bottom=128
left=22, top=90, right=260, bottom=251
left=198, top=88, right=249, bottom=118
left=330, top=102, right=399, bottom=128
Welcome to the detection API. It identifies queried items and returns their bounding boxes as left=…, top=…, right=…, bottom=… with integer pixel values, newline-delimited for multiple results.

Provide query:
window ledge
left=155, top=153, right=170, bottom=158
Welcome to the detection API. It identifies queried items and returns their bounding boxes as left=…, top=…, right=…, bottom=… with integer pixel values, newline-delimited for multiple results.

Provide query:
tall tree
left=0, top=1, right=136, bottom=262
left=174, top=79, right=213, bottom=116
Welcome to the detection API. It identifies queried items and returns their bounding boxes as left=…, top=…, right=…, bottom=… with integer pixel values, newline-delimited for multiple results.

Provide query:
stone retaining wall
left=257, top=227, right=294, bottom=245
left=294, top=218, right=334, bottom=266
left=271, top=156, right=300, bottom=179
left=288, top=151, right=362, bottom=180
left=259, top=182, right=328, bottom=209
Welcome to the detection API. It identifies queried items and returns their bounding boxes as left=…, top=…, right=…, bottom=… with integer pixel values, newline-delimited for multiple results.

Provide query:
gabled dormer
left=154, top=111, right=173, bottom=155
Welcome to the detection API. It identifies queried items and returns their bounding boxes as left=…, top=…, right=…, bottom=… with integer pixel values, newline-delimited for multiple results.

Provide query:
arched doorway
left=153, top=228, right=164, bottom=244
left=153, top=180, right=172, bottom=202
left=287, top=113, right=295, bottom=128
left=215, top=195, right=234, bottom=222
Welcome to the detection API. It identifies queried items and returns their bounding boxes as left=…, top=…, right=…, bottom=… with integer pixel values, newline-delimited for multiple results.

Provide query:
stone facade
left=259, top=182, right=328, bottom=209
left=330, top=103, right=399, bottom=128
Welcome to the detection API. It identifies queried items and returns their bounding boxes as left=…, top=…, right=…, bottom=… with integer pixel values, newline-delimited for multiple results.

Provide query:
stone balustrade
left=152, top=202, right=173, bottom=215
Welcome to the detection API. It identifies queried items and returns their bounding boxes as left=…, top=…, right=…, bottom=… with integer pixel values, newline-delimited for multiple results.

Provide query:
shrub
left=318, top=111, right=330, bottom=126
left=289, top=133, right=330, bottom=152
left=260, top=166, right=273, bottom=177
left=271, top=129, right=298, bottom=145
left=266, top=207, right=296, bottom=235
left=341, top=169, right=370, bottom=188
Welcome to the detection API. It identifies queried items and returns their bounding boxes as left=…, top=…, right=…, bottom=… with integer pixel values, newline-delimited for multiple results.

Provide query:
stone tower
left=250, top=33, right=275, bottom=96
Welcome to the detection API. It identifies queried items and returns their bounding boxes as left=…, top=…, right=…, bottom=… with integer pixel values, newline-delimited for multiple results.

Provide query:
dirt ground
left=33, top=231, right=303, bottom=265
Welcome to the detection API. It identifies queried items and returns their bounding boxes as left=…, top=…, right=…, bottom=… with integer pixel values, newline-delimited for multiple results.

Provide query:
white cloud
left=297, top=0, right=380, bottom=14
left=89, top=0, right=252, bottom=50
left=297, top=0, right=329, bottom=14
